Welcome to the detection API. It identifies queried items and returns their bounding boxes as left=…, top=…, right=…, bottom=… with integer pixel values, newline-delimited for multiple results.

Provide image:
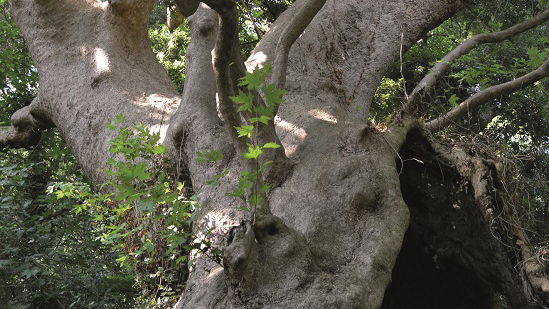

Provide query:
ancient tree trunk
left=3, top=0, right=547, bottom=308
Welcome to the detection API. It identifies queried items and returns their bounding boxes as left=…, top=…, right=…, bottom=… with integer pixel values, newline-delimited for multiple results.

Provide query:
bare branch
left=0, top=104, right=52, bottom=150
left=270, top=0, right=327, bottom=91
left=403, top=8, right=549, bottom=114
left=426, top=59, right=549, bottom=132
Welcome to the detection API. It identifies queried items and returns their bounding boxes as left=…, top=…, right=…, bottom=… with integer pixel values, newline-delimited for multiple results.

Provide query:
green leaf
left=227, top=188, right=246, bottom=198
left=527, top=47, right=545, bottom=67
left=152, top=144, right=167, bottom=154
left=262, top=142, right=280, bottom=149
left=249, top=193, right=263, bottom=206
left=261, top=184, right=270, bottom=193
left=262, top=83, right=286, bottom=106
left=249, top=115, right=272, bottom=125
left=236, top=125, right=254, bottom=138
left=206, top=169, right=229, bottom=186
left=115, top=114, right=125, bottom=123
left=448, top=94, right=459, bottom=106
left=259, top=160, right=273, bottom=173
left=238, top=63, right=272, bottom=90
left=242, top=145, right=263, bottom=160
left=230, top=90, right=254, bottom=112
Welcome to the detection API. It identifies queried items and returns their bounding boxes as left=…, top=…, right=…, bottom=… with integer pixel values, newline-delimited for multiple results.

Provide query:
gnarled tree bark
left=3, top=0, right=547, bottom=308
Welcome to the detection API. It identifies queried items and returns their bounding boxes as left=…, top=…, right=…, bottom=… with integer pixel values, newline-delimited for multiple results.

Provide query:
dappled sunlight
left=133, top=93, right=180, bottom=142
left=189, top=208, right=242, bottom=262
left=246, top=51, right=269, bottom=71
left=93, top=47, right=111, bottom=75
left=92, top=0, right=109, bottom=9
left=275, top=116, right=307, bottom=157
left=308, top=109, right=338, bottom=124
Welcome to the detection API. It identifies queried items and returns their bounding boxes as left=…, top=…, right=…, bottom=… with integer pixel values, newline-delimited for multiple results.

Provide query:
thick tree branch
left=270, top=0, right=326, bottom=92
left=167, top=5, right=185, bottom=31
left=202, top=2, right=249, bottom=157
left=402, top=8, right=549, bottom=114
left=0, top=104, right=52, bottom=150
left=173, top=0, right=199, bottom=17
left=107, top=0, right=155, bottom=34
left=426, top=59, right=549, bottom=132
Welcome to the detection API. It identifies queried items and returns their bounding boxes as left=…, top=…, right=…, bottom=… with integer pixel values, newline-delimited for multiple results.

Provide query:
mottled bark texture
left=3, top=0, right=548, bottom=308
left=6, top=0, right=180, bottom=183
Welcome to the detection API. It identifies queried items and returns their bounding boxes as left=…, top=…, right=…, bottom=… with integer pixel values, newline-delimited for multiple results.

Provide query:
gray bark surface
left=5, top=0, right=546, bottom=308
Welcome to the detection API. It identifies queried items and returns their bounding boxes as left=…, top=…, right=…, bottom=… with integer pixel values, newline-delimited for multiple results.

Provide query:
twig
left=400, top=32, right=409, bottom=100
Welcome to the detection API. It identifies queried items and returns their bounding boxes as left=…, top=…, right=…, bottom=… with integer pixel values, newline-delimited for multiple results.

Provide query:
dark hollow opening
left=381, top=130, right=510, bottom=309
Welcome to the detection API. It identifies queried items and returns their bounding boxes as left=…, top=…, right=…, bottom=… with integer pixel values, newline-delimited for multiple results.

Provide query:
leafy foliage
left=1, top=3, right=138, bottom=306
left=149, top=21, right=190, bottom=94
left=51, top=115, right=199, bottom=307
left=0, top=1, right=38, bottom=125
left=224, top=64, right=285, bottom=210
left=0, top=131, right=138, bottom=309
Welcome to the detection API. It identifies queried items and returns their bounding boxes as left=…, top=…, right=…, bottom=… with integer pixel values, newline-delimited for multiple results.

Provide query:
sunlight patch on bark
left=93, top=47, right=111, bottom=75
left=133, top=94, right=180, bottom=142
left=245, top=51, right=269, bottom=71
left=275, top=116, right=307, bottom=157
left=308, top=109, right=338, bottom=124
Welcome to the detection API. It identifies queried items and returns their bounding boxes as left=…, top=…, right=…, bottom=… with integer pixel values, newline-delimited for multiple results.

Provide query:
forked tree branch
left=270, top=0, right=326, bottom=95
left=402, top=8, right=549, bottom=114
left=426, top=59, right=549, bottom=132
